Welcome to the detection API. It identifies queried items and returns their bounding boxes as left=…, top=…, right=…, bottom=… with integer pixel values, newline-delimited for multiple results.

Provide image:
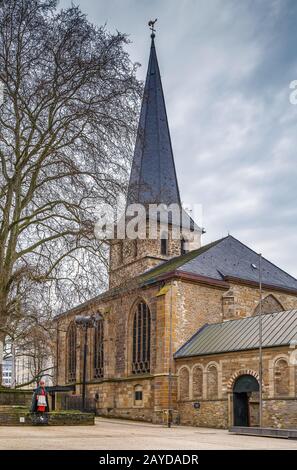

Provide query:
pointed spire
left=127, top=28, right=181, bottom=207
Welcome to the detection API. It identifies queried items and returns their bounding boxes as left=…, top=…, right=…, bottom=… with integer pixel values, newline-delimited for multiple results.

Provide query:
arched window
left=93, top=319, right=104, bottom=379
left=274, top=358, right=289, bottom=397
left=181, top=238, right=188, bottom=255
left=132, top=302, right=151, bottom=374
left=207, top=364, right=218, bottom=399
left=67, top=322, right=77, bottom=383
left=160, top=232, right=168, bottom=255
left=192, top=365, right=203, bottom=398
left=179, top=367, right=190, bottom=400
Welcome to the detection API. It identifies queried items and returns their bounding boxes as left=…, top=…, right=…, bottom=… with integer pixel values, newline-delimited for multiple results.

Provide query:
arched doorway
left=233, top=374, right=259, bottom=427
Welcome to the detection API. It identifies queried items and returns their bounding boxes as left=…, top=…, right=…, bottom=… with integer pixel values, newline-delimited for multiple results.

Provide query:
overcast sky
left=60, top=0, right=297, bottom=277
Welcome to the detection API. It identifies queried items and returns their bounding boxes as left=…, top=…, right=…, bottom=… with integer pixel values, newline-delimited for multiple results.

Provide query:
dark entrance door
left=233, top=375, right=259, bottom=427
left=233, top=392, right=249, bottom=426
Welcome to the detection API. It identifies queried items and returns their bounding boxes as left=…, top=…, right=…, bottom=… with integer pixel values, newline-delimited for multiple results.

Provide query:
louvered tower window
left=67, top=322, right=77, bottom=383
left=161, top=232, right=168, bottom=255
left=132, top=302, right=151, bottom=374
left=93, top=319, right=104, bottom=379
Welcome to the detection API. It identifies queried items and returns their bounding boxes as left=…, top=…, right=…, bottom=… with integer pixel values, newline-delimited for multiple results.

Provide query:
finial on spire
left=148, top=18, right=157, bottom=38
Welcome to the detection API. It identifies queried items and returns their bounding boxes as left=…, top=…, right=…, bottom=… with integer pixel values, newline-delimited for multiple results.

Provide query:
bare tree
left=0, top=0, right=141, bottom=381
left=4, top=309, right=55, bottom=388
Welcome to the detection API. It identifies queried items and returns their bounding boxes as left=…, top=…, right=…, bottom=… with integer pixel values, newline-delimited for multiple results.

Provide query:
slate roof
left=174, top=309, right=297, bottom=358
left=140, top=238, right=224, bottom=283
left=56, top=235, right=297, bottom=320
left=126, top=36, right=181, bottom=207
left=140, top=235, right=297, bottom=292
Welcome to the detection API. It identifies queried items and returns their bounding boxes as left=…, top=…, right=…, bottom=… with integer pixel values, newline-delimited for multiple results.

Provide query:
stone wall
left=0, top=389, right=32, bottom=406
left=55, top=281, right=179, bottom=422
left=174, top=278, right=297, bottom=356
left=109, top=221, right=201, bottom=288
left=176, top=346, right=297, bottom=429
left=173, top=280, right=226, bottom=351
left=178, top=397, right=297, bottom=430
left=263, top=399, right=297, bottom=429
left=0, top=407, right=94, bottom=426
left=222, top=283, right=297, bottom=320
left=55, top=264, right=297, bottom=427
left=178, top=400, right=228, bottom=428
left=56, top=283, right=163, bottom=385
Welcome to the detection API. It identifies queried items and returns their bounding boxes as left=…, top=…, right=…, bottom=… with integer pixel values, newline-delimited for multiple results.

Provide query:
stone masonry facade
left=55, top=270, right=297, bottom=427
left=109, top=222, right=201, bottom=288
left=176, top=346, right=297, bottom=429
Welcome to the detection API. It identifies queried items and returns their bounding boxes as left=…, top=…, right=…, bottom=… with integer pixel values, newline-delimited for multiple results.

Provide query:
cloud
left=59, top=0, right=297, bottom=277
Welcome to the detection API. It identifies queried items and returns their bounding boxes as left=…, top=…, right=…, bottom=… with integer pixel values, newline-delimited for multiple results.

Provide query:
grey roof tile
left=141, top=235, right=297, bottom=292
left=177, top=236, right=297, bottom=290
left=126, top=37, right=181, bottom=207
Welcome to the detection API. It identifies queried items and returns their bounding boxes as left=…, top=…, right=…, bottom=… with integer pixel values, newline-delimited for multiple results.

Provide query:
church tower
left=109, top=30, right=202, bottom=288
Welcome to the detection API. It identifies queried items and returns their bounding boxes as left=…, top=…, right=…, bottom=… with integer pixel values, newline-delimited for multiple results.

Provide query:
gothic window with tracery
left=93, top=319, right=104, bottom=379
left=132, top=302, right=151, bottom=374
left=67, top=322, right=77, bottom=383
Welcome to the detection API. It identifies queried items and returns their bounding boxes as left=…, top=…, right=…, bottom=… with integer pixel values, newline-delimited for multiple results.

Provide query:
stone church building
left=54, top=33, right=297, bottom=429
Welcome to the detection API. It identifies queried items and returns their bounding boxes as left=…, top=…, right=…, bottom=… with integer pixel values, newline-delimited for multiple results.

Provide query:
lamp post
left=75, top=313, right=103, bottom=411
left=252, top=254, right=263, bottom=428
left=258, top=254, right=263, bottom=427
left=168, top=280, right=173, bottom=428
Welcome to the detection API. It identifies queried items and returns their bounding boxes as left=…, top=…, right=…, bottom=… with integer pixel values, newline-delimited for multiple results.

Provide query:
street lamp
left=251, top=254, right=263, bottom=428
left=168, top=280, right=173, bottom=428
left=75, top=312, right=103, bottom=411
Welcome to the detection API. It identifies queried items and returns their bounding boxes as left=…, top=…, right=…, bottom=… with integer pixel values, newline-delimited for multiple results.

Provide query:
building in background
left=2, top=357, right=12, bottom=387
left=2, top=338, right=54, bottom=389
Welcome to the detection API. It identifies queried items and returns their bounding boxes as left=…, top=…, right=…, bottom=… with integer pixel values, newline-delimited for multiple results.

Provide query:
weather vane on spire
left=148, top=18, right=157, bottom=38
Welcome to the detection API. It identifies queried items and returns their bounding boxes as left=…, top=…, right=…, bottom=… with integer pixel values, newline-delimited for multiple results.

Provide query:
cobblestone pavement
left=0, top=417, right=297, bottom=450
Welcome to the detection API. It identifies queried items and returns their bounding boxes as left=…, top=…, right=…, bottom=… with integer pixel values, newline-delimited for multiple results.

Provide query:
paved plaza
left=0, top=418, right=297, bottom=450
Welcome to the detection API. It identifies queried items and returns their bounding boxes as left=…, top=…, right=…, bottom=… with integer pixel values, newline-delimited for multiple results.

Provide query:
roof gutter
left=142, top=270, right=230, bottom=289
left=224, top=275, right=297, bottom=295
